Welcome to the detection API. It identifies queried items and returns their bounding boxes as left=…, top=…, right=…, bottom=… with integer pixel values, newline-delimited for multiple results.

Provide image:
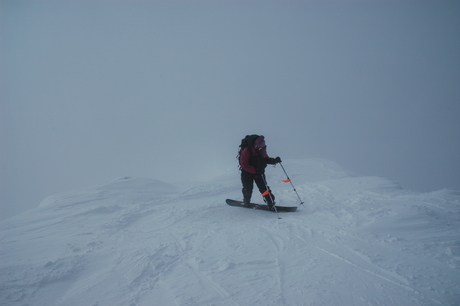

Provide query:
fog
left=1, top=0, right=459, bottom=220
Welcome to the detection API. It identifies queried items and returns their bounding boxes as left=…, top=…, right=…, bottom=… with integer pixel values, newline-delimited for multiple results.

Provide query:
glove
left=274, top=156, right=282, bottom=163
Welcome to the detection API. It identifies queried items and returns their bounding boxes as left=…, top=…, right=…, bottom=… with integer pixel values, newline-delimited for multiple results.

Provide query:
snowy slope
left=1, top=159, right=459, bottom=306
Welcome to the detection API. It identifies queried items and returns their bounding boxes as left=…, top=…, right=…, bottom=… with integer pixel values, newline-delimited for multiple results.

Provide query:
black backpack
left=237, top=134, right=259, bottom=161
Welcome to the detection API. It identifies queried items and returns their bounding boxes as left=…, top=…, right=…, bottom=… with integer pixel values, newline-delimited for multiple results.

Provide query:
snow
left=1, top=159, right=459, bottom=306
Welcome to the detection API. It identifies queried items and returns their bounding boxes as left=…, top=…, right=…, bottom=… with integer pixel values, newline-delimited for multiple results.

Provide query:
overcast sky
left=1, top=0, right=459, bottom=220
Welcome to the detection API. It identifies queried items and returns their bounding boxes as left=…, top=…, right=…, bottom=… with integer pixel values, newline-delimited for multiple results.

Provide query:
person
left=239, top=135, right=281, bottom=209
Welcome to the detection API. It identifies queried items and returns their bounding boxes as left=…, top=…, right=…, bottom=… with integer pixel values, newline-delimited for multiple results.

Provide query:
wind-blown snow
left=1, top=159, right=459, bottom=305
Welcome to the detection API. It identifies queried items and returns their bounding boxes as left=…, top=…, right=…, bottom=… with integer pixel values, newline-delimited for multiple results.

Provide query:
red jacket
left=239, top=146, right=276, bottom=174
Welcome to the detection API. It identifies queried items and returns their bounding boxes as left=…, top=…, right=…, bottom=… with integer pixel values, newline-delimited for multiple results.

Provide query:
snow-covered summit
left=1, top=159, right=459, bottom=305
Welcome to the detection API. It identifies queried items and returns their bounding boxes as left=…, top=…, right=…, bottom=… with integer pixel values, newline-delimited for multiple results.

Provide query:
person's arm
left=261, top=149, right=281, bottom=165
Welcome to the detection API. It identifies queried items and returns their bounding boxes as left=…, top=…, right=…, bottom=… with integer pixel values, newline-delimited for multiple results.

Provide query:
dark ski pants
left=241, top=171, right=275, bottom=205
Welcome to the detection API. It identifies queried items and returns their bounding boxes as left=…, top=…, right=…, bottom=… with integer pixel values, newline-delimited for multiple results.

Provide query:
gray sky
left=1, top=0, right=459, bottom=220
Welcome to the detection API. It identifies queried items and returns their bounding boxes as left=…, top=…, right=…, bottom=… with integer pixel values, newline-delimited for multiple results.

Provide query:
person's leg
left=254, top=174, right=275, bottom=206
left=241, top=171, right=254, bottom=205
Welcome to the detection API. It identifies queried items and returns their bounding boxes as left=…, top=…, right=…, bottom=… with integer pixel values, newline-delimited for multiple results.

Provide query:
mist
left=1, top=0, right=459, bottom=220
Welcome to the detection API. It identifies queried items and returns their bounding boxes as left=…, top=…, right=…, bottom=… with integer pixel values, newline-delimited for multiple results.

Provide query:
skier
left=239, top=135, right=281, bottom=209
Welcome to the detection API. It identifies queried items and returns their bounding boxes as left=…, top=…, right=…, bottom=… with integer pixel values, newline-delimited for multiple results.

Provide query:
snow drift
left=1, top=159, right=459, bottom=305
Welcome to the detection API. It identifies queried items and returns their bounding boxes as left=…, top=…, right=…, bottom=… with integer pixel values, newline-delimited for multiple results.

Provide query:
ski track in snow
left=1, top=159, right=459, bottom=306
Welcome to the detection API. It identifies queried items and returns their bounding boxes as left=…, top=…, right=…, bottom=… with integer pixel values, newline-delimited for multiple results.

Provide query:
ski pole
left=279, top=162, right=304, bottom=205
left=261, top=174, right=281, bottom=219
